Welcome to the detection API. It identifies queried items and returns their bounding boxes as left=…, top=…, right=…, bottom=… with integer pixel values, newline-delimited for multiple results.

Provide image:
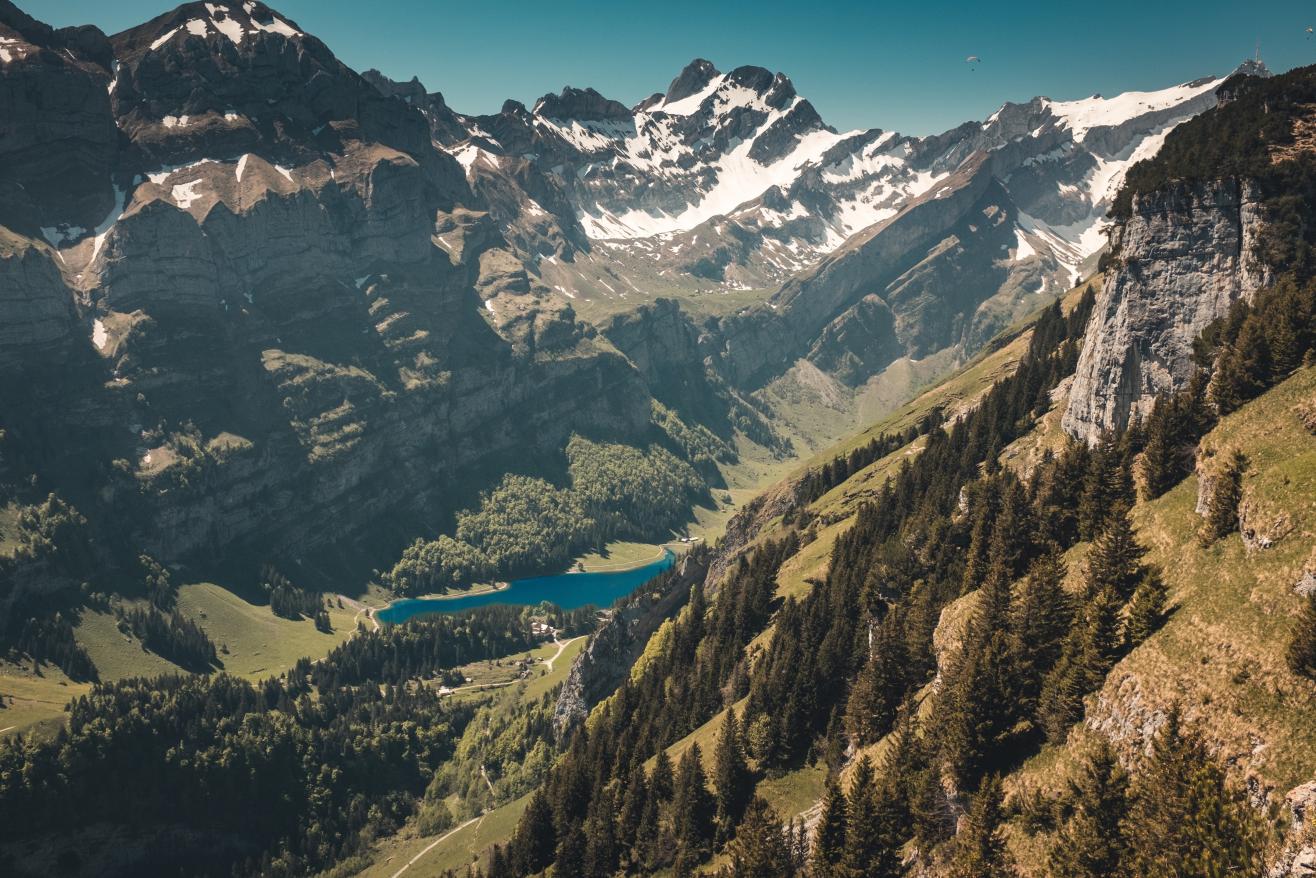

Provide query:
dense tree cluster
left=0, top=672, right=471, bottom=877
left=386, top=438, right=705, bottom=595
left=799, top=409, right=945, bottom=506
left=119, top=606, right=219, bottom=671
left=9, top=493, right=93, bottom=574
left=485, top=536, right=791, bottom=877
left=9, top=613, right=97, bottom=682
left=427, top=690, right=560, bottom=821
left=1137, top=374, right=1215, bottom=501
left=0, top=599, right=577, bottom=876
left=263, top=567, right=327, bottom=625
left=1048, top=716, right=1265, bottom=878
left=1205, top=276, right=1316, bottom=415
left=303, top=604, right=545, bottom=689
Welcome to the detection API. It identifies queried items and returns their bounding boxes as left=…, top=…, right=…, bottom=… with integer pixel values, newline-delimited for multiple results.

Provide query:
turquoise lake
left=375, top=549, right=677, bottom=624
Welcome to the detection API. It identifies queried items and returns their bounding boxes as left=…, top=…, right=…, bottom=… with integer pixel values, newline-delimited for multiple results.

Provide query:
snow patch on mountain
left=1044, top=76, right=1222, bottom=142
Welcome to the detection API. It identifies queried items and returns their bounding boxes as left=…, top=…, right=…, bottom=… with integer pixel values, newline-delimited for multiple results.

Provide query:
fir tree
left=946, top=775, right=1017, bottom=878
left=845, top=615, right=907, bottom=745
left=811, top=776, right=848, bottom=877
left=714, top=708, right=753, bottom=837
left=1038, top=589, right=1123, bottom=742
left=1047, top=741, right=1130, bottom=878
left=842, top=756, right=902, bottom=878
left=672, top=744, right=715, bottom=873
left=1139, top=395, right=1182, bottom=500
left=1286, top=592, right=1316, bottom=680
left=1011, top=550, right=1072, bottom=696
left=724, top=797, right=792, bottom=877
left=1123, top=568, right=1169, bottom=648
left=1122, top=709, right=1266, bottom=878
left=515, top=788, right=556, bottom=874
left=554, top=824, right=587, bottom=878
left=1086, top=504, right=1145, bottom=601
left=651, top=748, right=675, bottom=801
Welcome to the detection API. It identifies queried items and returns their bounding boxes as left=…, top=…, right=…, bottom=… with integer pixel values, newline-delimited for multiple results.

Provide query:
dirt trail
left=338, top=595, right=381, bottom=632
left=387, top=815, right=484, bottom=878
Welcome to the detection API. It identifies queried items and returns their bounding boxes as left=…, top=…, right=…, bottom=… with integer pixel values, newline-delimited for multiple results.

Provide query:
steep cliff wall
left=1063, top=179, right=1271, bottom=442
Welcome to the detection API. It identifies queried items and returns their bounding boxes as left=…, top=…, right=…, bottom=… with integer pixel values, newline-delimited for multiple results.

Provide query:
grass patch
left=175, top=583, right=356, bottom=680
left=0, top=663, right=92, bottom=739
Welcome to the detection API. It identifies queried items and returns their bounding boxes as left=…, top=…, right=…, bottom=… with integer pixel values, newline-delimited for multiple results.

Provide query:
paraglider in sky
left=1307, top=25, right=1313, bottom=40
left=966, top=55, right=981, bottom=70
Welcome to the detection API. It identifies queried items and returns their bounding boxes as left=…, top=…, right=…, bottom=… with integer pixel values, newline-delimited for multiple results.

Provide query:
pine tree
left=946, top=775, right=1017, bottom=878
left=583, top=789, right=618, bottom=878
left=555, top=824, right=587, bottom=878
left=714, top=708, right=753, bottom=837
left=515, top=788, right=556, bottom=874
left=842, top=756, right=902, bottom=878
left=1122, top=709, right=1265, bottom=878
left=1011, top=550, right=1072, bottom=697
left=651, top=748, right=675, bottom=801
left=845, top=615, right=907, bottom=745
left=1199, top=450, right=1246, bottom=545
left=1038, top=589, right=1123, bottom=742
left=811, top=776, right=848, bottom=877
left=1086, top=504, right=1144, bottom=601
left=1123, top=568, right=1168, bottom=648
left=1286, top=592, right=1316, bottom=680
left=1048, top=741, right=1130, bottom=878
left=725, top=797, right=792, bottom=877
left=1139, top=395, right=1181, bottom=500
left=672, top=744, right=715, bottom=873
left=617, top=761, right=648, bottom=856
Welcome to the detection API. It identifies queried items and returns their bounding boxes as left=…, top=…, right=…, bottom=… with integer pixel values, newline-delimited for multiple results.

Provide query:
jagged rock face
left=395, top=58, right=1228, bottom=315
left=0, top=233, right=77, bottom=368
left=553, top=552, right=705, bottom=739
left=361, top=68, right=469, bottom=147
left=369, top=56, right=1233, bottom=396
left=0, top=1, right=116, bottom=233
left=110, top=1, right=436, bottom=167
left=1063, top=179, right=1272, bottom=442
left=0, top=0, right=664, bottom=588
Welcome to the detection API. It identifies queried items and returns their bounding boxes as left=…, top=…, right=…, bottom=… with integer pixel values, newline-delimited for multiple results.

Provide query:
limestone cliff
left=1063, top=179, right=1271, bottom=442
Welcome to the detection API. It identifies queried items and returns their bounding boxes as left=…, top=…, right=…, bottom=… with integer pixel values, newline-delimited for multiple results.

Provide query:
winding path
left=387, top=815, right=484, bottom=878
left=338, top=595, right=381, bottom=632
left=542, top=635, right=583, bottom=671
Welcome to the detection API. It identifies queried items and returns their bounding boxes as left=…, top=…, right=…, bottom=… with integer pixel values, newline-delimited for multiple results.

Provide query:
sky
left=36, top=0, right=1316, bottom=135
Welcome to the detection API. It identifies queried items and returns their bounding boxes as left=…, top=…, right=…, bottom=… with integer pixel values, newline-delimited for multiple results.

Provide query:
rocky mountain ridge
left=0, top=0, right=1269, bottom=618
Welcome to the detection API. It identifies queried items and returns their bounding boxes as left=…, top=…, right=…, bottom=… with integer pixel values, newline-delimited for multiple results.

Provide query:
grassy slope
left=997, top=364, right=1316, bottom=874
left=612, top=279, right=1316, bottom=875
left=0, top=583, right=359, bottom=738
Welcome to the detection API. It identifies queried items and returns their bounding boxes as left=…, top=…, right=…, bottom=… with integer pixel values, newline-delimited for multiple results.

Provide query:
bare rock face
left=1268, top=782, right=1316, bottom=878
left=0, top=233, right=77, bottom=368
left=1063, top=179, right=1271, bottom=442
left=553, top=551, right=706, bottom=740
left=1239, top=493, right=1294, bottom=553
left=0, top=2, right=116, bottom=233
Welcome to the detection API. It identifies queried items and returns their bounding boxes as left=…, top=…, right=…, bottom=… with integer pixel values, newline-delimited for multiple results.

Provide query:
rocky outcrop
left=0, top=0, right=670, bottom=598
left=0, top=2, right=116, bottom=233
left=553, top=551, right=706, bottom=740
left=1064, top=179, right=1272, bottom=442
left=0, top=233, right=77, bottom=367
left=710, top=156, right=1010, bottom=388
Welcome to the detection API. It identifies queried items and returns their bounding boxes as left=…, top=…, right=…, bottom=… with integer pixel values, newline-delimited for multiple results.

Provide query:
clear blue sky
left=36, top=0, right=1316, bottom=135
